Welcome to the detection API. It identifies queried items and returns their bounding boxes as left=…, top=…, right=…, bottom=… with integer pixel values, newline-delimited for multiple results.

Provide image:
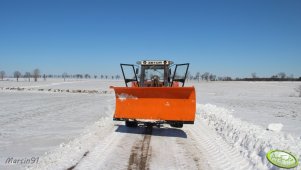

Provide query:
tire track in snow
left=148, top=127, right=200, bottom=170
left=184, top=116, right=254, bottom=170
left=175, top=134, right=207, bottom=170
left=72, top=131, right=121, bottom=169
left=67, top=151, right=89, bottom=170
left=127, top=126, right=152, bottom=170
left=30, top=116, right=255, bottom=170
left=73, top=124, right=148, bottom=170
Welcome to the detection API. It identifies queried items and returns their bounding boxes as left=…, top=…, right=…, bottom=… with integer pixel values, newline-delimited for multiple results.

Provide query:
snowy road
left=29, top=115, right=254, bottom=170
left=24, top=102, right=300, bottom=170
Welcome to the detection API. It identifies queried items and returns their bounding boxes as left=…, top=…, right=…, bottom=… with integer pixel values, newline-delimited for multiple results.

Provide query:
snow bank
left=197, top=104, right=301, bottom=169
left=0, top=86, right=112, bottom=94
left=27, top=117, right=113, bottom=170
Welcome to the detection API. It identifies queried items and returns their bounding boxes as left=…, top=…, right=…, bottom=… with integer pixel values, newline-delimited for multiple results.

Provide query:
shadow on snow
left=114, top=124, right=187, bottom=138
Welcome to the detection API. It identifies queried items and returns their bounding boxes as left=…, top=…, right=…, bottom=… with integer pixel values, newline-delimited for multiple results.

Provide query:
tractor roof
left=137, top=60, right=173, bottom=65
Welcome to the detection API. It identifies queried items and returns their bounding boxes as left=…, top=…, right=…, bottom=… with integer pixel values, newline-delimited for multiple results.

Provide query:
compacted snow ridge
left=184, top=117, right=253, bottom=170
left=0, top=86, right=112, bottom=94
left=197, top=104, right=301, bottom=170
left=27, top=117, right=116, bottom=170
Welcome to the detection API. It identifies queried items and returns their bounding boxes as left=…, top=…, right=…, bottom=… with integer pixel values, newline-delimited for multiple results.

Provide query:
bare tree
left=14, top=71, right=21, bottom=82
left=33, top=69, right=40, bottom=82
left=84, top=74, right=90, bottom=79
left=189, top=74, right=193, bottom=81
left=223, top=76, right=232, bottom=81
left=278, top=72, right=286, bottom=79
left=251, top=72, right=257, bottom=79
left=43, top=74, right=46, bottom=81
left=0, top=71, right=5, bottom=80
left=186, top=71, right=190, bottom=82
left=25, top=72, right=31, bottom=82
left=295, top=85, right=301, bottom=97
left=75, top=74, right=81, bottom=79
left=195, top=72, right=200, bottom=82
left=202, top=72, right=210, bottom=81
left=62, top=73, right=68, bottom=81
left=287, top=74, right=294, bottom=81
left=209, top=74, right=216, bottom=81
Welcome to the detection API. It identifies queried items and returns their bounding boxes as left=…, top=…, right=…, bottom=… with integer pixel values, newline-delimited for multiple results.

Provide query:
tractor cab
left=120, top=60, right=189, bottom=88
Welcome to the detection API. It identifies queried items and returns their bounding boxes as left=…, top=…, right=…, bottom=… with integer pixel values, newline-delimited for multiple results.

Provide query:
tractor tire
left=170, top=122, right=183, bottom=128
left=125, top=120, right=138, bottom=128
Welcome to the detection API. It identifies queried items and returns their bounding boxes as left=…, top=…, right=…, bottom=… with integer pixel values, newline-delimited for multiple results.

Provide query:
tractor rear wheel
left=125, top=120, right=138, bottom=128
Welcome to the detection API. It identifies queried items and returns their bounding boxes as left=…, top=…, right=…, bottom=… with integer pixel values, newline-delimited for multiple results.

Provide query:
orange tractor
left=111, top=60, right=196, bottom=128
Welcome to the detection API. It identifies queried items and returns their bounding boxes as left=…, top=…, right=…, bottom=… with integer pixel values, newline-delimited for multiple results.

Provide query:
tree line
left=0, top=69, right=122, bottom=82
left=235, top=72, right=301, bottom=81
left=186, top=72, right=301, bottom=81
left=0, top=69, right=40, bottom=82
left=0, top=69, right=300, bottom=82
left=51, top=73, right=121, bottom=81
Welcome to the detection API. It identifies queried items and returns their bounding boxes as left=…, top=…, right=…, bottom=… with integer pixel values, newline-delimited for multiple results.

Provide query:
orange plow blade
left=111, top=87, right=196, bottom=123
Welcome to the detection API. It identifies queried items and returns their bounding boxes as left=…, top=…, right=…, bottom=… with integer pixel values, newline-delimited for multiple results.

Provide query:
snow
left=27, top=112, right=255, bottom=170
left=192, top=81, right=301, bottom=137
left=198, top=104, right=301, bottom=169
left=0, top=79, right=301, bottom=170
left=0, top=84, right=114, bottom=170
left=0, top=78, right=123, bottom=91
left=267, top=123, right=283, bottom=132
left=117, top=93, right=138, bottom=101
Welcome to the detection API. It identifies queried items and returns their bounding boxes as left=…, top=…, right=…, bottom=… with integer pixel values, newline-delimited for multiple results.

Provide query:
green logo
left=266, top=150, right=299, bottom=169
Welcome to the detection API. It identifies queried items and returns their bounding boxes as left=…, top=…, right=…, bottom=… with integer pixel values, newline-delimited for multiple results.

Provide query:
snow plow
left=111, top=60, right=196, bottom=128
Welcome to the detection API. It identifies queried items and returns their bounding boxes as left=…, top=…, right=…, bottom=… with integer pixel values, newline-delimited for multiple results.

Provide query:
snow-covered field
left=194, top=81, right=301, bottom=136
left=0, top=79, right=300, bottom=170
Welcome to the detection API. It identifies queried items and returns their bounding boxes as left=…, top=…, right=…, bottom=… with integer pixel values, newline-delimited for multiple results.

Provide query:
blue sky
left=0, top=0, right=300, bottom=77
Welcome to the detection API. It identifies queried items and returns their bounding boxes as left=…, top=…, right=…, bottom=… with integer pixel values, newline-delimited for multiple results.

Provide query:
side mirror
left=135, top=68, right=139, bottom=75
